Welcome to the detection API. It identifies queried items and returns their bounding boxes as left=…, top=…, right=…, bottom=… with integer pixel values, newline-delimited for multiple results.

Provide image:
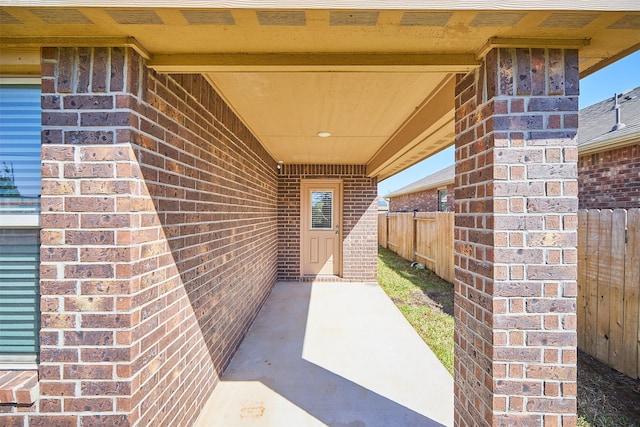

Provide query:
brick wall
left=454, top=48, right=579, bottom=426
left=278, top=164, right=377, bottom=282
left=578, top=143, right=640, bottom=209
left=388, top=184, right=455, bottom=212
left=3, top=46, right=279, bottom=426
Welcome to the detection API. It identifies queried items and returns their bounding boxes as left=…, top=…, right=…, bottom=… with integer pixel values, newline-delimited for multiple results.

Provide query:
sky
left=378, top=50, right=640, bottom=198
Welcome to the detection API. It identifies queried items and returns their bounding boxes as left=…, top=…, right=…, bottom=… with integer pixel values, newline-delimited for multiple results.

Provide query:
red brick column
left=38, top=45, right=279, bottom=426
left=39, top=46, right=145, bottom=426
left=454, top=48, right=579, bottom=426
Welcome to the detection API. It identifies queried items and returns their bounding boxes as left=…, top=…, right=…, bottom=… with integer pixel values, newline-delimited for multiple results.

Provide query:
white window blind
left=0, top=229, right=40, bottom=356
left=0, top=84, right=42, bottom=214
left=311, top=191, right=333, bottom=229
left=0, top=83, right=41, bottom=364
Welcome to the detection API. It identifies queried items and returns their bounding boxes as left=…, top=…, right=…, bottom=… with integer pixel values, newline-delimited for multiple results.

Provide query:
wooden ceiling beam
left=148, top=53, right=479, bottom=73
left=367, top=75, right=455, bottom=179
left=4, top=1, right=640, bottom=11
left=0, top=36, right=152, bottom=60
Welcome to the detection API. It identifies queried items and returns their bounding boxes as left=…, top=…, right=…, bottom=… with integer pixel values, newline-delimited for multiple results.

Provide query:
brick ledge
left=0, top=370, right=39, bottom=405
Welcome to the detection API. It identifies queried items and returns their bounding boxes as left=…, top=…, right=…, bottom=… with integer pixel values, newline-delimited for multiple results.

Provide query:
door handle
left=335, top=225, right=340, bottom=235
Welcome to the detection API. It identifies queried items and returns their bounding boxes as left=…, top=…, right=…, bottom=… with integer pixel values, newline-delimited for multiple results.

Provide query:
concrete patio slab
left=194, top=281, right=454, bottom=427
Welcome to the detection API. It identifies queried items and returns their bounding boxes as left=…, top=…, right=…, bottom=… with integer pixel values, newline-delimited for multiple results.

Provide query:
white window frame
left=0, top=77, right=41, bottom=369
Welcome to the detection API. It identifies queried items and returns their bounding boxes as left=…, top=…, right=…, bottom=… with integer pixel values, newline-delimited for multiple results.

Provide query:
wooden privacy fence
left=378, top=212, right=454, bottom=283
left=379, top=208, right=640, bottom=378
left=577, top=208, right=640, bottom=379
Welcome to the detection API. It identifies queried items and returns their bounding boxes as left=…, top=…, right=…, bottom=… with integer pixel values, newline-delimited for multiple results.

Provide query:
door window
left=311, top=191, right=333, bottom=229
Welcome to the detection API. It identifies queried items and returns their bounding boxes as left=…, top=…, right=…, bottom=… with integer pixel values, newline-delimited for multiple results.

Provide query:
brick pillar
left=454, top=48, right=579, bottom=427
left=40, top=46, right=147, bottom=426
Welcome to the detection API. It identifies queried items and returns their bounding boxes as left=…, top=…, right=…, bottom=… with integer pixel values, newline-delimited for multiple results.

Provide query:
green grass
left=378, top=246, right=640, bottom=426
left=377, top=247, right=454, bottom=375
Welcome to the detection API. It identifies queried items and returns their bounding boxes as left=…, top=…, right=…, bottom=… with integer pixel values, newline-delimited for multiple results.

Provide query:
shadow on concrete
left=198, top=282, right=451, bottom=426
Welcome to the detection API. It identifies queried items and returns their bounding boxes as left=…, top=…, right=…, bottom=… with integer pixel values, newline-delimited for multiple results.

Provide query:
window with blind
left=0, top=82, right=41, bottom=366
left=0, top=84, right=41, bottom=214
left=0, top=230, right=40, bottom=359
left=311, top=191, right=333, bottom=229
left=438, top=189, right=448, bottom=212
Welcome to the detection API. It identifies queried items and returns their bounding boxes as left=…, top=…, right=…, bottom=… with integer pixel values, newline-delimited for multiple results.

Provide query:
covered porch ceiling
left=1, top=2, right=639, bottom=180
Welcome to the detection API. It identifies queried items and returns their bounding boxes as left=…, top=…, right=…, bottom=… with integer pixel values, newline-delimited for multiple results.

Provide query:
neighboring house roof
left=386, top=87, right=640, bottom=199
left=385, top=164, right=454, bottom=199
left=578, top=86, right=640, bottom=154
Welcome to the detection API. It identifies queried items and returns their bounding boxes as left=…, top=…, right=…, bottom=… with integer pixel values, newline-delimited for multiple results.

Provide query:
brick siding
left=578, top=143, right=640, bottom=209
left=278, top=164, right=378, bottom=282
left=3, top=46, right=280, bottom=426
left=454, top=48, right=579, bottom=427
left=388, top=183, right=455, bottom=212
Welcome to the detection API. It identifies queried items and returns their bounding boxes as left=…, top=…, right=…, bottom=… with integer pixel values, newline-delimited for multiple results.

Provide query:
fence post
left=386, top=211, right=389, bottom=250
left=412, top=211, right=417, bottom=262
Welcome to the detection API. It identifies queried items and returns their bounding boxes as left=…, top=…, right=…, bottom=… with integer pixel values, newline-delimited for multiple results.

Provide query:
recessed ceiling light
left=317, top=131, right=331, bottom=138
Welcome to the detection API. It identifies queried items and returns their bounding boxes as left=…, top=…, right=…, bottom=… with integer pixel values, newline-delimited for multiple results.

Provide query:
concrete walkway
left=195, top=281, right=454, bottom=427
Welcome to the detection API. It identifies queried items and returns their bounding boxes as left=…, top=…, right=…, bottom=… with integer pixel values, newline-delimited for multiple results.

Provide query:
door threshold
left=301, top=275, right=344, bottom=282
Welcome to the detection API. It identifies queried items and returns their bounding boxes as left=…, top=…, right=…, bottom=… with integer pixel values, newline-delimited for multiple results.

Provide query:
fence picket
left=387, top=214, right=398, bottom=251
left=596, top=210, right=612, bottom=364
left=608, top=209, right=626, bottom=373
left=623, top=209, right=640, bottom=379
left=577, top=211, right=588, bottom=351
left=584, top=210, right=600, bottom=356
left=415, top=213, right=437, bottom=270
left=437, top=213, right=454, bottom=283
left=378, top=213, right=388, bottom=247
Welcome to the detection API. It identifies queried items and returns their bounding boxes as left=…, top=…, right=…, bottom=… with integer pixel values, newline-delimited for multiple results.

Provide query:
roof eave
left=578, top=131, right=640, bottom=156
left=385, top=177, right=454, bottom=199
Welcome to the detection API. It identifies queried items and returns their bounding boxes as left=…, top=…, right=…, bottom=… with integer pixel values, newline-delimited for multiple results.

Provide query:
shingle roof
left=384, top=164, right=454, bottom=198
left=578, top=86, right=640, bottom=152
